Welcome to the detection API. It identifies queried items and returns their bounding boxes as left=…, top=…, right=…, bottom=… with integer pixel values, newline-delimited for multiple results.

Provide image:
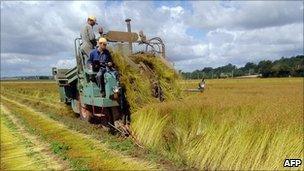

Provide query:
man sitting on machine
left=87, top=37, right=118, bottom=97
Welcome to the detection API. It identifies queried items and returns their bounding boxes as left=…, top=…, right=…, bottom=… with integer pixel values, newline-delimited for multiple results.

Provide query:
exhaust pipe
left=125, top=18, right=132, bottom=53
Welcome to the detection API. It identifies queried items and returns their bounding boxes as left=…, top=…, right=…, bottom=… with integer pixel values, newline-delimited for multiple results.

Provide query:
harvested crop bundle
left=111, top=52, right=182, bottom=112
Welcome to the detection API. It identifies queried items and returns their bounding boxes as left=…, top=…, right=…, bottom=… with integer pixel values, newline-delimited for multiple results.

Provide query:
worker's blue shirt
left=88, top=48, right=112, bottom=66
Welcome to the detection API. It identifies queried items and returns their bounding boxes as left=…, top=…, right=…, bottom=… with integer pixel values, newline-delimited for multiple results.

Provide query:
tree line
left=181, top=55, right=304, bottom=79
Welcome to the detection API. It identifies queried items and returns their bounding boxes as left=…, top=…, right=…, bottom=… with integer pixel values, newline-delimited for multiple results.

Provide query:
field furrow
left=1, top=109, right=68, bottom=170
left=1, top=78, right=302, bottom=170
left=1, top=95, right=159, bottom=170
left=1, top=104, right=70, bottom=170
left=1, top=119, right=42, bottom=170
left=1, top=88, right=177, bottom=169
left=1, top=90, right=72, bottom=116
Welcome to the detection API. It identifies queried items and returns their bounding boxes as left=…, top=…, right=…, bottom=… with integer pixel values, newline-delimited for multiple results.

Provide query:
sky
left=1, top=1, right=303, bottom=76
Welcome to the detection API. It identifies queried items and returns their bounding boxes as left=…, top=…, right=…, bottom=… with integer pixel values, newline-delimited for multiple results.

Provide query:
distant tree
left=202, top=67, right=213, bottom=72
left=258, top=60, right=273, bottom=77
left=244, top=62, right=258, bottom=74
left=180, top=55, right=304, bottom=79
left=271, top=63, right=291, bottom=77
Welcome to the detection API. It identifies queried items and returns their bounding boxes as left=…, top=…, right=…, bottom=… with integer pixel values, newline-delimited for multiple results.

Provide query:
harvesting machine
left=52, top=19, right=171, bottom=133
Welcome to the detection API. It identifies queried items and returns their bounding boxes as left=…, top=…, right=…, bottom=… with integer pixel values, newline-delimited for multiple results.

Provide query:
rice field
left=132, top=78, right=303, bottom=170
left=0, top=77, right=303, bottom=170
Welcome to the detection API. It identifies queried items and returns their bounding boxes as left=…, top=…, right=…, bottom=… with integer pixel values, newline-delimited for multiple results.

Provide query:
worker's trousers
left=96, top=67, right=119, bottom=92
left=96, top=67, right=107, bottom=92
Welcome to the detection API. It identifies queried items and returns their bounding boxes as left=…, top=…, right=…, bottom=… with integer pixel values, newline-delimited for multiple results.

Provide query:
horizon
left=1, top=54, right=302, bottom=78
left=1, top=1, right=303, bottom=77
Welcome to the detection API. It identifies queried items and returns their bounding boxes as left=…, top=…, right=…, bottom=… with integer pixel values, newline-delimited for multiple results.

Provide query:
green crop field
left=0, top=78, right=303, bottom=170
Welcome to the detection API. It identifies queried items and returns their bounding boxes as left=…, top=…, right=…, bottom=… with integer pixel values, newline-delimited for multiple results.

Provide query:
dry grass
left=131, top=78, right=303, bottom=170
left=0, top=114, right=44, bottom=170
left=0, top=82, right=59, bottom=103
left=0, top=106, right=68, bottom=170
left=111, top=52, right=181, bottom=112
left=0, top=81, right=176, bottom=169
left=1, top=96, right=158, bottom=170
left=1, top=76, right=303, bottom=170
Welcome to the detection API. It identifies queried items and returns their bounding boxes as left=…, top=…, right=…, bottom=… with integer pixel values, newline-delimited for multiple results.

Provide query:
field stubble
left=0, top=95, right=158, bottom=170
left=132, top=78, right=303, bottom=170
left=0, top=105, right=68, bottom=170
left=0, top=78, right=303, bottom=170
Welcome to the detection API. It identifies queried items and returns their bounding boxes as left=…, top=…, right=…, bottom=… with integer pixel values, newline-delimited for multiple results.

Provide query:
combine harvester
left=52, top=19, right=174, bottom=134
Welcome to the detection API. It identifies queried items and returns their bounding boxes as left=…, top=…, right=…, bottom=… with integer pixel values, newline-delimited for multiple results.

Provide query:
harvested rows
left=0, top=94, right=159, bottom=170
left=1, top=104, right=69, bottom=170
left=0, top=82, right=173, bottom=169
left=1, top=78, right=303, bottom=170
left=1, top=110, right=65, bottom=170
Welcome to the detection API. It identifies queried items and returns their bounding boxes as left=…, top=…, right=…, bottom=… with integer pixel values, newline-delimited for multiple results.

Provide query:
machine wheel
left=77, top=94, right=92, bottom=122
left=79, top=105, right=92, bottom=122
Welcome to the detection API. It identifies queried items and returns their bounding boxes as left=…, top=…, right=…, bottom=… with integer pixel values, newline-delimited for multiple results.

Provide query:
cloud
left=0, top=1, right=303, bottom=76
left=52, top=59, right=76, bottom=68
left=1, top=53, right=50, bottom=76
left=188, top=1, right=303, bottom=30
left=2, top=55, right=30, bottom=64
left=175, top=22, right=303, bottom=71
left=207, top=23, right=303, bottom=58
